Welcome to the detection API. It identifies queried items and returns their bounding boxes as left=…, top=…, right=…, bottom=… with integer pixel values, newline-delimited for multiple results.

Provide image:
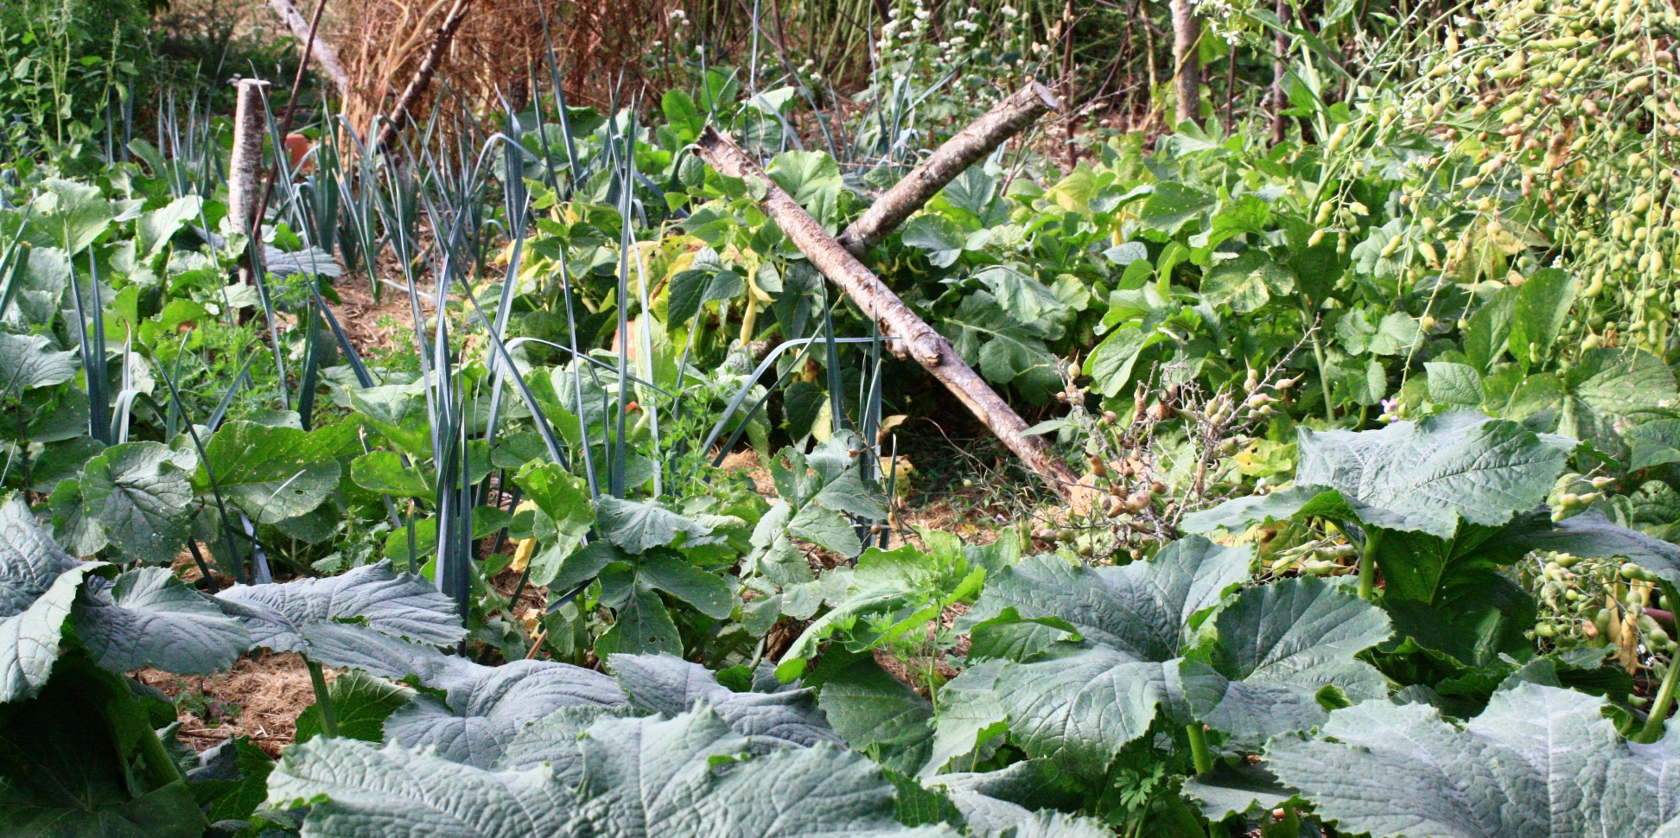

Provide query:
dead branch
left=375, top=0, right=476, bottom=150
left=266, top=0, right=350, bottom=100
left=695, top=127, right=1085, bottom=502
left=835, top=82, right=1060, bottom=256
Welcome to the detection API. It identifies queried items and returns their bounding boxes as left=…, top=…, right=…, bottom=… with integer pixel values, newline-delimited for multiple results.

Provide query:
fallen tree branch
left=836, top=82, right=1060, bottom=256
left=375, top=0, right=475, bottom=150
left=266, top=0, right=349, bottom=100
left=696, top=127, right=1084, bottom=501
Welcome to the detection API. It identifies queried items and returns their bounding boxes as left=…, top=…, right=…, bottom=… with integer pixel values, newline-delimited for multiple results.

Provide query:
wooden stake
left=229, top=79, right=270, bottom=286
left=695, top=127, right=1083, bottom=501
left=836, top=82, right=1059, bottom=256
left=1170, top=0, right=1202, bottom=128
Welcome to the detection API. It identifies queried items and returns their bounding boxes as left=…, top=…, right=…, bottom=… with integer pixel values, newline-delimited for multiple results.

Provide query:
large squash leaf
left=77, top=441, right=195, bottom=564
left=610, top=653, right=839, bottom=750
left=217, top=561, right=465, bottom=679
left=0, top=496, right=88, bottom=701
left=1269, top=683, right=1680, bottom=838
left=1294, top=412, right=1571, bottom=539
left=197, top=420, right=343, bottom=524
left=383, top=659, right=625, bottom=768
left=73, top=567, right=249, bottom=675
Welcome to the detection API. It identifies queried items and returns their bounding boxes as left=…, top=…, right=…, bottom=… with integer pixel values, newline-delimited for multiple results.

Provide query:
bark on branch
left=1170, top=0, right=1203, bottom=128
left=836, top=82, right=1060, bottom=256
left=695, top=127, right=1084, bottom=501
left=375, top=0, right=475, bottom=150
left=266, top=0, right=350, bottom=100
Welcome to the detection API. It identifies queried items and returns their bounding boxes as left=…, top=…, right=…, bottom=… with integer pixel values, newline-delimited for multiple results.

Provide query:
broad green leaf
left=1559, top=348, right=1678, bottom=446
left=72, top=567, right=250, bottom=675
left=0, top=654, right=206, bottom=837
left=80, top=441, right=193, bottom=564
left=137, top=195, right=202, bottom=260
left=767, top=150, right=843, bottom=226
left=962, top=538, right=1251, bottom=660
left=295, top=670, right=416, bottom=744
left=1626, top=419, right=1680, bottom=470
left=816, top=657, right=934, bottom=774
left=966, top=608, right=1082, bottom=662
left=201, top=421, right=343, bottom=523
left=1269, top=683, right=1680, bottom=838
left=572, top=708, right=951, bottom=837
left=34, top=178, right=114, bottom=254
left=920, top=661, right=1009, bottom=779
left=1382, top=571, right=1536, bottom=667
left=0, top=332, right=76, bottom=397
left=1463, top=286, right=1517, bottom=372
left=595, top=587, right=682, bottom=657
left=217, top=561, right=466, bottom=679
left=1137, top=182, right=1214, bottom=235
left=901, top=215, right=966, bottom=268
left=1509, top=268, right=1577, bottom=369
left=595, top=496, right=715, bottom=553
left=267, top=737, right=574, bottom=838
left=638, top=553, right=733, bottom=620
left=1295, top=412, right=1572, bottom=539
left=610, top=653, right=839, bottom=750
left=384, top=659, right=625, bottom=768
left=1178, top=577, right=1390, bottom=742
left=1180, top=484, right=1356, bottom=534
left=514, top=463, right=595, bottom=586
left=1200, top=251, right=1296, bottom=314
left=974, top=266, right=1066, bottom=324
left=788, top=502, right=862, bottom=555
left=189, top=736, right=276, bottom=824
left=0, top=496, right=90, bottom=701
left=1084, top=324, right=1168, bottom=397
left=351, top=450, right=433, bottom=499
left=1426, top=361, right=1484, bottom=406
left=989, top=645, right=1177, bottom=774
left=1327, top=355, right=1387, bottom=406
left=942, top=292, right=1058, bottom=389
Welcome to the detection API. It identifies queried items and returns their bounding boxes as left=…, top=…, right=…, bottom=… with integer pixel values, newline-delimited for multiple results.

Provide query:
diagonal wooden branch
left=695, top=127, right=1083, bottom=501
left=836, top=82, right=1060, bottom=256
left=374, top=0, right=475, bottom=150
left=266, top=0, right=349, bottom=100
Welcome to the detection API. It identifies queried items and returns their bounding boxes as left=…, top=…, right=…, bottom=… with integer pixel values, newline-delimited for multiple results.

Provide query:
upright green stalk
left=1358, top=528, right=1383, bottom=601
left=306, top=658, right=338, bottom=738
left=1186, top=722, right=1213, bottom=775
left=1641, top=583, right=1680, bottom=743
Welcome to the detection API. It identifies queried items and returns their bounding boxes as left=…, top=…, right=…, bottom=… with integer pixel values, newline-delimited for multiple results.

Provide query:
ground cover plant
left=8, top=0, right=1680, bottom=835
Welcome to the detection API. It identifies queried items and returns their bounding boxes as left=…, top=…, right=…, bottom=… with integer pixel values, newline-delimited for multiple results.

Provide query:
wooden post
left=229, top=79, right=270, bottom=285
left=836, top=82, right=1060, bottom=256
left=695, top=127, right=1084, bottom=501
left=1170, top=0, right=1202, bottom=128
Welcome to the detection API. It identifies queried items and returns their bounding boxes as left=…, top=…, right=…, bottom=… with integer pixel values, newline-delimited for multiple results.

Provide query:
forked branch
left=694, top=127, right=1084, bottom=501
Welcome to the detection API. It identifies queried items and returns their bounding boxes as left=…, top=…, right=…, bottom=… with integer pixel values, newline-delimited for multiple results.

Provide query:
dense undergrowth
left=7, top=0, right=1680, bottom=836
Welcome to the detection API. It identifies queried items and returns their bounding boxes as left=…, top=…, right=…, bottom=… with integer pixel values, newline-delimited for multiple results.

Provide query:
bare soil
left=135, top=652, right=329, bottom=757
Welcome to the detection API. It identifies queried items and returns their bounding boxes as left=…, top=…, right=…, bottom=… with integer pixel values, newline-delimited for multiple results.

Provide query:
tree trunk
left=1272, top=0, right=1291, bottom=145
left=375, top=0, right=475, bottom=150
left=836, top=82, right=1059, bottom=256
left=695, top=127, right=1085, bottom=502
left=1170, top=0, right=1202, bottom=127
left=266, top=0, right=350, bottom=100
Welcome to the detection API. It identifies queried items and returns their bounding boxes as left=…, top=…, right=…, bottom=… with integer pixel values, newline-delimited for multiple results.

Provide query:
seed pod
left=1124, top=490, right=1153, bottom=513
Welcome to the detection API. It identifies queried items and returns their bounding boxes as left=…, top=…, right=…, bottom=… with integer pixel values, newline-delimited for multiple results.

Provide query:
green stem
left=133, top=713, right=185, bottom=787
left=1642, top=586, right=1680, bottom=743
left=1358, top=528, right=1382, bottom=601
left=1186, top=722, right=1213, bottom=775
left=306, top=658, right=339, bottom=738
left=1302, top=302, right=1336, bottom=422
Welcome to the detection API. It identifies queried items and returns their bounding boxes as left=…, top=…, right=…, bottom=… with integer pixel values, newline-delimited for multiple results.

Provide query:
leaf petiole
left=1187, top=722, right=1213, bottom=775
left=1357, top=527, right=1382, bottom=601
left=306, top=657, right=339, bottom=738
left=1640, top=583, right=1680, bottom=743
